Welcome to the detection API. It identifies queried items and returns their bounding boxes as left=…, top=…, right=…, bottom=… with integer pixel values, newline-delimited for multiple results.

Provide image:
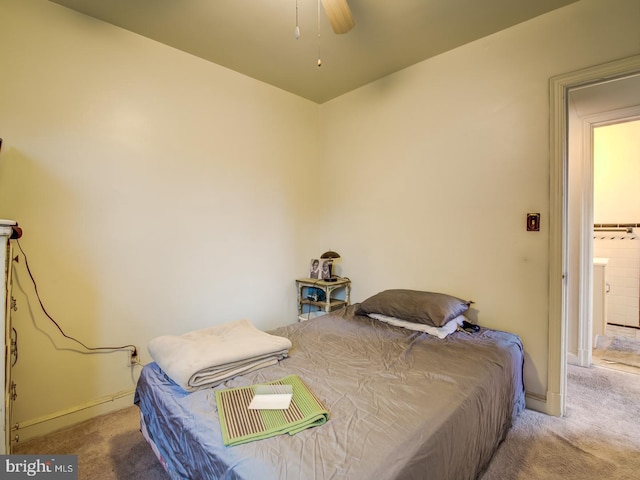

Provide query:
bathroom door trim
left=568, top=106, right=640, bottom=367
left=574, top=106, right=640, bottom=368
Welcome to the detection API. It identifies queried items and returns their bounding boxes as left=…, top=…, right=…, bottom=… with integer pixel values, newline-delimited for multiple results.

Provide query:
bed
left=134, top=293, right=525, bottom=480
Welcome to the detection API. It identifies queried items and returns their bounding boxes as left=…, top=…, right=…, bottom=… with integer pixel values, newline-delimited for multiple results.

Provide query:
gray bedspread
left=134, top=305, right=525, bottom=480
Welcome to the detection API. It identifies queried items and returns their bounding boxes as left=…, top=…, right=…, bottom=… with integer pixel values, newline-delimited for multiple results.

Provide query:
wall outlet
left=129, top=348, right=139, bottom=367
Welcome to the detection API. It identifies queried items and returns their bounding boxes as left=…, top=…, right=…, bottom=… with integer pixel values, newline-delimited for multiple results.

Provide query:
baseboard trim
left=525, top=390, right=562, bottom=417
left=525, top=392, right=547, bottom=413
left=11, top=389, right=136, bottom=447
left=567, top=352, right=579, bottom=365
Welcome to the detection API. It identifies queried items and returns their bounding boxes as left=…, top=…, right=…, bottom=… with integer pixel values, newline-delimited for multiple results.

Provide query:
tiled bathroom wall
left=594, top=231, right=640, bottom=328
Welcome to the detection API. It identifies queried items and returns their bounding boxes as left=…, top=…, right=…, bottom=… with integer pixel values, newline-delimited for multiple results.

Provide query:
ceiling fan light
left=321, top=0, right=355, bottom=34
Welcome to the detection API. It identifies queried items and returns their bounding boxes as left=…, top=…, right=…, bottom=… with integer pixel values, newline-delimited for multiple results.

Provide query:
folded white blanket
left=148, top=319, right=292, bottom=392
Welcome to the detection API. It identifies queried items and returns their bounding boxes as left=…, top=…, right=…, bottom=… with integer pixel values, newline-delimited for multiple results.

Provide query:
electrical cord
left=304, top=278, right=323, bottom=321
left=11, top=327, right=18, bottom=367
left=15, top=239, right=137, bottom=356
left=303, top=275, right=351, bottom=320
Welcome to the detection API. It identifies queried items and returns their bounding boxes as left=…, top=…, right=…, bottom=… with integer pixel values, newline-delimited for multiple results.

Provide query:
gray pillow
left=356, top=289, right=472, bottom=328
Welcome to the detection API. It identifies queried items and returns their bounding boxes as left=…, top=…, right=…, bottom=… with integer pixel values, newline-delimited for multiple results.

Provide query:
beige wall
left=319, top=0, right=640, bottom=401
left=594, top=120, right=640, bottom=222
left=1, top=0, right=640, bottom=441
left=0, top=0, right=319, bottom=440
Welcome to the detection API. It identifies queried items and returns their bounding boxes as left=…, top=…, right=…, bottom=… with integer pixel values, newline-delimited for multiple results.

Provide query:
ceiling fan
left=321, top=0, right=355, bottom=34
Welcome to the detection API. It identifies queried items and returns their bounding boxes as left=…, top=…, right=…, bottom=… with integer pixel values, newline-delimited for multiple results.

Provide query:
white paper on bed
left=368, top=313, right=465, bottom=339
left=248, top=385, right=293, bottom=410
left=148, top=319, right=292, bottom=392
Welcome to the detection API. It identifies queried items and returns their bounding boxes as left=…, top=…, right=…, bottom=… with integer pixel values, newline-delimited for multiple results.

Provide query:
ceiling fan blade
left=321, top=0, right=355, bottom=34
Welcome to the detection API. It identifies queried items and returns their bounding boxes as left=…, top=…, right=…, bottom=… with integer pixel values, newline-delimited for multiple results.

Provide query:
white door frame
left=549, top=54, right=640, bottom=416
left=574, top=107, right=640, bottom=368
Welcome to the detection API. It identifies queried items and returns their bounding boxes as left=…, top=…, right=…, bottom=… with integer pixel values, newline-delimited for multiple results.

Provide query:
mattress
left=134, top=305, right=525, bottom=480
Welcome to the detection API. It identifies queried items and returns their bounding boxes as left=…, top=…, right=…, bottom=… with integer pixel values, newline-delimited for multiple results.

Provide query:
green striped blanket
left=216, top=375, right=330, bottom=447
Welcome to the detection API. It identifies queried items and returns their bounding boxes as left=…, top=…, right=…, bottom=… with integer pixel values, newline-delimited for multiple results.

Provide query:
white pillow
left=368, top=313, right=465, bottom=339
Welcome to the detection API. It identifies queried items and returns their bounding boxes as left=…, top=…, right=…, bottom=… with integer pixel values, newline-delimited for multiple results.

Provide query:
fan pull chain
left=295, top=0, right=300, bottom=39
left=317, top=0, right=322, bottom=66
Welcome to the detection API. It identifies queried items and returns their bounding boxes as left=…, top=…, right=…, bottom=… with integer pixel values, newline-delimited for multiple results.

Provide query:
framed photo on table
left=320, top=259, right=333, bottom=280
left=309, top=259, right=321, bottom=279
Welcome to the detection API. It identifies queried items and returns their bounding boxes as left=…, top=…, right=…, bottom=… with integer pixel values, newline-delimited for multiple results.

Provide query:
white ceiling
left=49, top=0, right=579, bottom=104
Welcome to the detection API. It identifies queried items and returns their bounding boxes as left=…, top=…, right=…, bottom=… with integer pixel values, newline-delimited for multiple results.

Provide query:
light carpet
left=481, top=363, right=640, bottom=480
left=594, top=335, right=640, bottom=368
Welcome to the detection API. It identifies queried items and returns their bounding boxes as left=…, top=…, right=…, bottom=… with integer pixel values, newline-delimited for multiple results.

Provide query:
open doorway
left=567, top=88, right=640, bottom=369
left=548, top=55, right=640, bottom=417
left=566, top=93, right=640, bottom=369
left=590, top=120, right=640, bottom=373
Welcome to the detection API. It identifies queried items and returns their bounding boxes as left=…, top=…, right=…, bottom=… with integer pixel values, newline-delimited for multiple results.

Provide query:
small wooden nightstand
left=296, top=277, right=351, bottom=320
